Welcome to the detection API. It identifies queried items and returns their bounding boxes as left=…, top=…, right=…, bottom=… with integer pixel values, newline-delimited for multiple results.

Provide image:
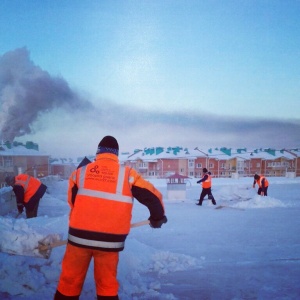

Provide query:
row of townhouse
left=120, top=146, right=300, bottom=178
left=1, top=142, right=300, bottom=188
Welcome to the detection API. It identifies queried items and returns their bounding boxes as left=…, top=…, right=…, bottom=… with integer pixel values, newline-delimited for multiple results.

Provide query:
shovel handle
left=39, top=240, right=68, bottom=251
left=130, top=219, right=150, bottom=228
left=38, top=219, right=150, bottom=251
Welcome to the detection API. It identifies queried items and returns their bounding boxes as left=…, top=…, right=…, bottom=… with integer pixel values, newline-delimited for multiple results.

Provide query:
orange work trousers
left=56, top=243, right=119, bottom=297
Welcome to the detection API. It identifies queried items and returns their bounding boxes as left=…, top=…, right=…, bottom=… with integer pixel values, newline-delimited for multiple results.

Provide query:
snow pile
left=0, top=186, right=12, bottom=195
left=118, top=239, right=200, bottom=299
left=0, top=218, right=43, bottom=256
left=0, top=217, right=63, bottom=258
left=232, top=195, right=286, bottom=209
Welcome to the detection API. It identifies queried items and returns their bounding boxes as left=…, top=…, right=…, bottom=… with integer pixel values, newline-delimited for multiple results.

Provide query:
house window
left=196, top=163, right=202, bottom=168
left=189, top=171, right=194, bottom=177
left=188, top=159, right=195, bottom=168
left=237, top=161, right=244, bottom=171
left=209, top=163, right=214, bottom=168
left=3, top=156, right=13, bottom=167
left=256, top=163, right=260, bottom=167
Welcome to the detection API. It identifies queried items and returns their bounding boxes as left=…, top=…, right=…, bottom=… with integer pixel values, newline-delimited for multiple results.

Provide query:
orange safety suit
left=201, top=173, right=212, bottom=188
left=56, top=153, right=165, bottom=298
left=253, top=175, right=269, bottom=196
left=197, top=172, right=216, bottom=205
left=14, top=174, right=42, bottom=203
left=13, top=174, right=47, bottom=218
left=256, top=175, right=269, bottom=188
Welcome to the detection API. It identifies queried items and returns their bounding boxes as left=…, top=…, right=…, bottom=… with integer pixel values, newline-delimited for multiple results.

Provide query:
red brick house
left=0, top=141, right=50, bottom=187
left=120, top=147, right=299, bottom=178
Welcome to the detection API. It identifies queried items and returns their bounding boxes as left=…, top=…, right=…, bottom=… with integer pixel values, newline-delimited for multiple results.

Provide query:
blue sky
left=0, top=1, right=300, bottom=156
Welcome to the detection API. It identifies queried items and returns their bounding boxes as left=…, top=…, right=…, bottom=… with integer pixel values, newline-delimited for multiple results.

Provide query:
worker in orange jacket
left=5, top=174, right=47, bottom=218
left=196, top=168, right=217, bottom=206
left=54, top=135, right=167, bottom=300
left=253, top=174, right=269, bottom=196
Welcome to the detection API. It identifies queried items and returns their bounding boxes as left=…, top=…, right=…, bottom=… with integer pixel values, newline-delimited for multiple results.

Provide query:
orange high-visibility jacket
left=257, top=175, right=269, bottom=188
left=202, top=174, right=212, bottom=189
left=14, top=174, right=42, bottom=203
left=67, top=153, right=164, bottom=252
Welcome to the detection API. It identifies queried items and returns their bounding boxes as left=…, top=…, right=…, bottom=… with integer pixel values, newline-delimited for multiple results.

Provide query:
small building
left=166, top=173, right=190, bottom=200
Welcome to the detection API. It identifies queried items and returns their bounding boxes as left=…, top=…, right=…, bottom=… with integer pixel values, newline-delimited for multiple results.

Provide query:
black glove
left=197, top=180, right=201, bottom=184
left=148, top=216, right=167, bottom=228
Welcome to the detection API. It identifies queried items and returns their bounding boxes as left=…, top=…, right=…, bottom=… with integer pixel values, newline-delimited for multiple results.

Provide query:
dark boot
left=208, top=194, right=216, bottom=205
left=54, top=290, right=79, bottom=299
left=97, top=295, right=119, bottom=300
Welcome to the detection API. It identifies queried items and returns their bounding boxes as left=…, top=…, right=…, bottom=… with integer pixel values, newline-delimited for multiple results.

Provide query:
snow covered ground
left=1, top=176, right=300, bottom=299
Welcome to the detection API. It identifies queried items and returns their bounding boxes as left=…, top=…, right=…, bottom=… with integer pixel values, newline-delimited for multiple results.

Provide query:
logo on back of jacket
left=88, top=165, right=117, bottom=183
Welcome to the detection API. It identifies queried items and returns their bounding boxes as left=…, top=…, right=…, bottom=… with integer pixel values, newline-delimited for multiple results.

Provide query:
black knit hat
left=5, top=175, right=15, bottom=186
left=96, top=135, right=119, bottom=156
left=203, top=168, right=208, bottom=173
left=254, top=174, right=260, bottom=180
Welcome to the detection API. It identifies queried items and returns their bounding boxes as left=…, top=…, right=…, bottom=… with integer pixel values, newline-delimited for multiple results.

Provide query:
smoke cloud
left=0, top=48, right=93, bottom=141
left=1, top=48, right=299, bottom=156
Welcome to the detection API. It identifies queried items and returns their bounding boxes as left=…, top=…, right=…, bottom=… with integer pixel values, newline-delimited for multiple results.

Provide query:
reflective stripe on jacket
left=14, top=174, right=42, bottom=203
left=202, top=174, right=212, bottom=189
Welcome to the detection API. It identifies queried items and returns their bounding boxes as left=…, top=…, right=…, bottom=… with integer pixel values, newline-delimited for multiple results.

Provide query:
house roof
left=0, top=142, right=48, bottom=156
left=167, top=173, right=190, bottom=179
left=119, top=146, right=299, bottom=162
left=124, top=146, right=205, bottom=162
left=3, top=140, right=298, bottom=163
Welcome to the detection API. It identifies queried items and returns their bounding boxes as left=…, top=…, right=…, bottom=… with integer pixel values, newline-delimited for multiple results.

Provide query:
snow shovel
left=215, top=205, right=245, bottom=211
left=37, top=219, right=150, bottom=259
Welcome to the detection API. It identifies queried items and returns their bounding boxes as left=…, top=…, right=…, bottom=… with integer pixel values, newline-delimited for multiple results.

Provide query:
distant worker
left=54, top=135, right=167, bottom=300
left=196, top=168, right=217, bottom=206
left=5, top=174, right=47, bottom=218
left=253, top=174, right=269, bottom=196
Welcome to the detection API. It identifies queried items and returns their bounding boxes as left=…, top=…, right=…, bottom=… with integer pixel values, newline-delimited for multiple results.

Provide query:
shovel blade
left=36, top=234, right=63, bottom=259
left=0, top=233, right=63, bottom=259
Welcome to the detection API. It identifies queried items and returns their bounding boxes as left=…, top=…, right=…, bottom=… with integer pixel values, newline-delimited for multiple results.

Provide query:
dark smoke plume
left=0, top=48, right=92, bottom=141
